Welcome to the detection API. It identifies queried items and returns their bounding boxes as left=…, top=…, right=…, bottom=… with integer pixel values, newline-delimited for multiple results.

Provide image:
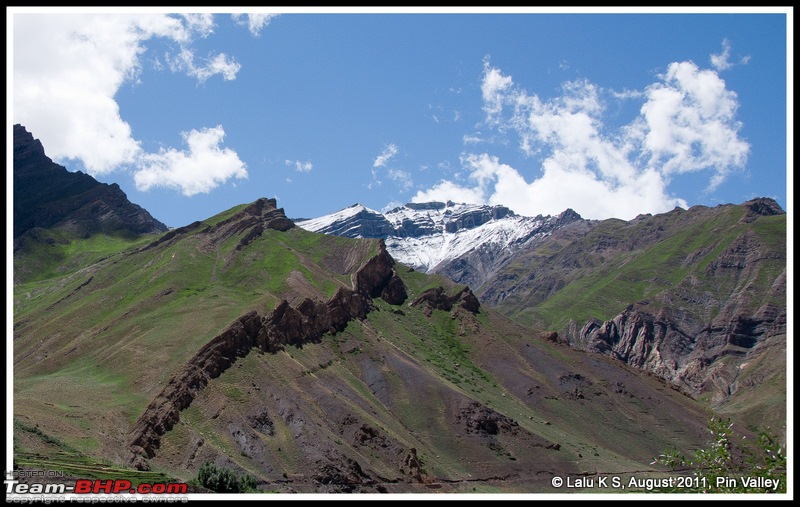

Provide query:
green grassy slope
left=485, top=204, right=785, bottom=331
left=13, top=199, right=716, bottom=493
left=477, top=201, right=787, bottom=436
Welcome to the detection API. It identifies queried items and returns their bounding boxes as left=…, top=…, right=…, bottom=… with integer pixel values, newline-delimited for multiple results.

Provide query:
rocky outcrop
left=577, top=301, right=786, bottom=402
left=129, top=241, right=407, bottom=466
left=207, top=197, right=295, bottom=238
left=137, top=197, right=294, bottom=255
left=13, top=124, right=167, bottom=242
left=410, top=286, right=480, bottom=316
left=476, top=197, right=785, bottom=417
left=458, top=402, right=519, bottom=436
left=740, top=197, right=785, bottom=223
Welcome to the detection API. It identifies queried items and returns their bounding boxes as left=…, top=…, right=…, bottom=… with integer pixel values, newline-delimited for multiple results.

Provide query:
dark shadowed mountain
left=13, top=124, right=167, bottom=242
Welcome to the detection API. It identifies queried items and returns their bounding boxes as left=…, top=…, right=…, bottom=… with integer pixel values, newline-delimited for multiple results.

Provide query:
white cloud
left=414, top=153, right=686, bottom=220
left=415, top=56, right=748, bottom=220
left=167, top=48, right=241, bottom=82
left=387, top=168, right=413, bottom=192
left=285, top=160, right=313, bottom=173
left=232, top=13, right=279, bottom=36
left=13, top=14, right=181, bottom=173
left=134, top=126, right=248, bottom=196
left=12, top=13, right=260, bottom=188
left=480, top=57, right=514, bottom=122
left=710, top=38, right=733, bottom=71
left=632, top=60, right=749, bottom=187
left=612, top=88, right=644, bottom=100
left=412, top=179, right=486, bottom=206
left=373, top=144, right=399, bottom=168
left=180, top=13, right=215, bottom=38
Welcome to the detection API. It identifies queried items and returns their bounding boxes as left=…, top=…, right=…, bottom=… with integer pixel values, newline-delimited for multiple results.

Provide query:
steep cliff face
left=13, top=124, right=167, bottom=242
left=576, top=300, right=785, bottom=406
left=129, top=241, right=407, bottom=466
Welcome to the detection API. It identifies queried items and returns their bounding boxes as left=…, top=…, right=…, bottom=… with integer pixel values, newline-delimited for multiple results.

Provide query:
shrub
left=655, top=417, right=786, bottom=493
left=196, top=462, right=258, bottom=493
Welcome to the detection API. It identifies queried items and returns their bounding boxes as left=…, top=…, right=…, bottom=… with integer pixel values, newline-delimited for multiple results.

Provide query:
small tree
left=655, top=417, right=786, bottom=493
left=196, top=462, right=258, bottom=493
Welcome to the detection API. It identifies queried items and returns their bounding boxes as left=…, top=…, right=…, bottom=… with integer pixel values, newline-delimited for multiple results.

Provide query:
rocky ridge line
left=13, top=124, right=167, bottom=242
left=128, top=240, right=405, bottom=468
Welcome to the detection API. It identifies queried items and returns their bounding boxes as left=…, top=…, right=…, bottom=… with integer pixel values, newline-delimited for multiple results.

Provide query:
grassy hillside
left=13, top=199, right=716, bottom=493
left=483, top=203, right=784, bottom=330
left=477, top=200, right=787, bottom=435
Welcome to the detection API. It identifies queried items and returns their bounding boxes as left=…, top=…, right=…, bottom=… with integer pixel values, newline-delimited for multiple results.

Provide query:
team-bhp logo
left=6, top=472, right=189, bottom=502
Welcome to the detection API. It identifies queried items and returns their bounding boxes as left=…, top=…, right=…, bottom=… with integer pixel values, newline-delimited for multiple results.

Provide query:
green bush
left=196, top=462, right=258, bottom=493
left=655, top=417, right=786, bottom=493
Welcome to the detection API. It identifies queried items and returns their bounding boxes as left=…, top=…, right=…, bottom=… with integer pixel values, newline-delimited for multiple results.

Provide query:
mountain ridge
left=297, top=201, right=583, bottom=289
left=478, top=197, right=786, bottom=432
left=13, top=197, right=712, bottom=492
left=296, top=196, right=787, bottom=434
left=13, top=124, right=168, bottom=241
left=12, top=127, right=784, bottom=492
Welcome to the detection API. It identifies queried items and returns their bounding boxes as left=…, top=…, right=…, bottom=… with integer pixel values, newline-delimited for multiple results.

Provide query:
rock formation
left=129, top=241, right=407, bottom=467
left=13, top=124, right=167, bottom=243
left=410, top=286, right=480, bottom=316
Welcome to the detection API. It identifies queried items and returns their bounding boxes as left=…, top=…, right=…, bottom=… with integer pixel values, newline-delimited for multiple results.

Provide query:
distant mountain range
left=12, top=124, right=787, bottom=493
left=297, top=202, right=582, bottom=290
left=297, top=197, right=787, bottom=432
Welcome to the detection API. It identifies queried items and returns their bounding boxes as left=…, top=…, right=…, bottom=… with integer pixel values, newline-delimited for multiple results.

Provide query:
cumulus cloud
left=373, top=144, right=399, bottom=168
left=415, top=55, right=748, bottom=220
left=412, top=178, right=486, bottom=206
left=12, top=13, right=260, bottom=192
left=414, top=153, right=685, bottom=220
left=631, top=60, right=749, bottom=188
left=285, top=160, right=313, bottom=173
left=232, top=13, right=279, bottom=36
left=135, top=126, right=247, bottom=196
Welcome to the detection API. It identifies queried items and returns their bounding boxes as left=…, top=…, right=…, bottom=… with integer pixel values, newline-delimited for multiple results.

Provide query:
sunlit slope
left=14, top=198, right=711, bottom=492
left=150, top=269, right=711, bottom=492
left=13, top=199, right=376, bottom=460
left=479, top=199, right=786, bottom=434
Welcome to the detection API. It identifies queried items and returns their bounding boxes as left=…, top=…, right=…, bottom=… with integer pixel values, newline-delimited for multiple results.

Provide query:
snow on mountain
left=295, top=204, right=393, bottom=239
left=297, top=201, right=583, bottom=285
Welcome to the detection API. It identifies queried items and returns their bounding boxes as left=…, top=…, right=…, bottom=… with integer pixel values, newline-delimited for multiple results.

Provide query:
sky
left=8, top=7, right=792, bottom=228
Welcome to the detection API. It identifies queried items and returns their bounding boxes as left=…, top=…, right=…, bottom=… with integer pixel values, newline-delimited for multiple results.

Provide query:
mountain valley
left=11, top=125, right=787, bottom=494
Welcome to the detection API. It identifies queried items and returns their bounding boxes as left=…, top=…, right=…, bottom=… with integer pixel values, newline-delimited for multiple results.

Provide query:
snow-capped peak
left=297, top=201, right=583, bottom=285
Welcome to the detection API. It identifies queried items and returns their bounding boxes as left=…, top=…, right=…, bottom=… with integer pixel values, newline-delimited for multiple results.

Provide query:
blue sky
left=9, top=8, right=791, bottom=228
